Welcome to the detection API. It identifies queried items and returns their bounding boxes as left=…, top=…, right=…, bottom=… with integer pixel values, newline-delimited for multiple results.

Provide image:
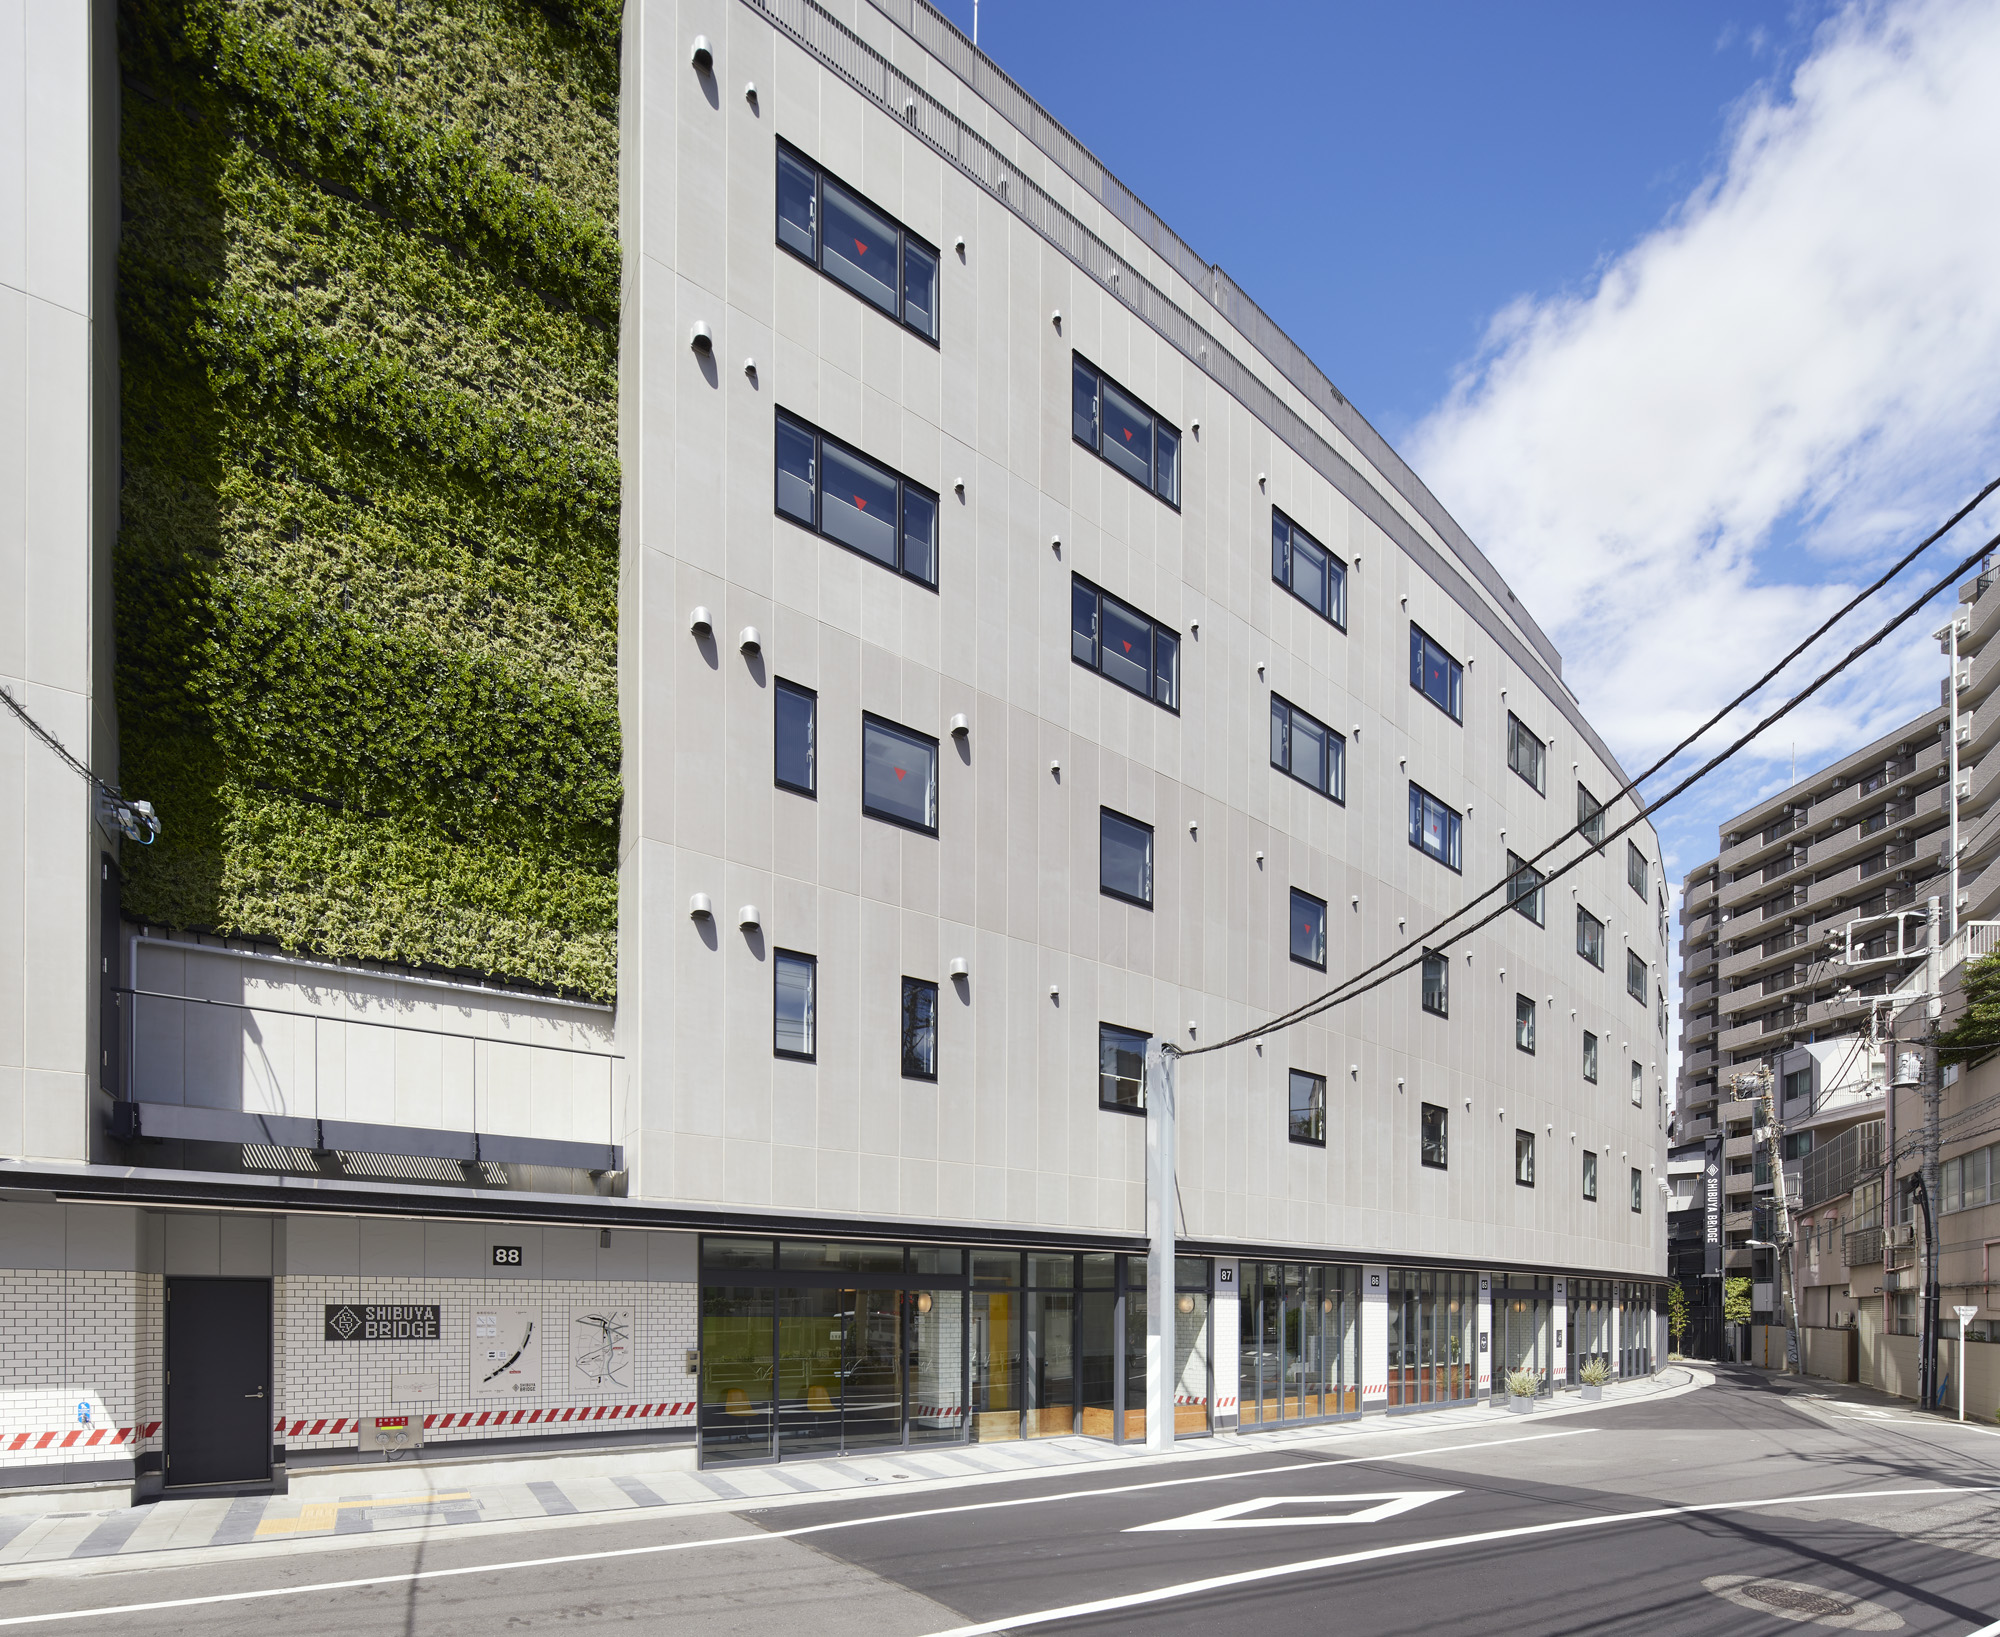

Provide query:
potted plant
left=1577, top=1356, right=1611, bottom=1401
left=1505, top=1367, right=1539, bottom=1413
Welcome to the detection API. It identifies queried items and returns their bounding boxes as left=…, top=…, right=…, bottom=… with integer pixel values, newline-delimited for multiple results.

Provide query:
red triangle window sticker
left=855, top=239, right=869, bottom=256
left=855, top=496, right=867, bottom=509
left=1121, top=640, right=1133, bottom=652
left=1123, top=428, right=1133, bottom=440
left=894, top=767, right=906, bottom=780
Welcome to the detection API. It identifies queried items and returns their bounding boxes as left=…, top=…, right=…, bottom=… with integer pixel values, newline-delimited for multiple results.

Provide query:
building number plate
left=493, top=1245, right=523, bottom=1266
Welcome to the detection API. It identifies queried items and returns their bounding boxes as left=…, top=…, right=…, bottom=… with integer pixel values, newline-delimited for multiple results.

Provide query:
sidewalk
left=0, top=1367, right=1706, bottom=1572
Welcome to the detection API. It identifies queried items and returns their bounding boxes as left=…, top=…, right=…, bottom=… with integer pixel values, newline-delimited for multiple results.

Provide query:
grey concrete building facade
left=0, top=0, right=1667, bottom=1499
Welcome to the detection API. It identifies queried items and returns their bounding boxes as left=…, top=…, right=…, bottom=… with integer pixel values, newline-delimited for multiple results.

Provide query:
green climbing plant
left=1723, top=1275, right=1753, bottom=1327
left=116, top=0, right=620, bottom=996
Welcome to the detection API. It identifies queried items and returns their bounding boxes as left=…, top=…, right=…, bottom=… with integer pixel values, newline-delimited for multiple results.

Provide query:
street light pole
left=1145, top=1044, right=1178, bottom=1452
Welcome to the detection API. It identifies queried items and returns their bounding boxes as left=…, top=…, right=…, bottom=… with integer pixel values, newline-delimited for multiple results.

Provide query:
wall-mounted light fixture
left=738, top=626, right=761, bottom=653
left=737, top=904, right=760, bottom=929
left=688, top=894, right=713, bottom=919
left=688, top=606, right=712, bottom=636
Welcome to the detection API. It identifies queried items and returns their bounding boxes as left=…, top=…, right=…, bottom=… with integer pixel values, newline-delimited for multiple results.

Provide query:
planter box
left=1580, top=1383, right=1603, bottom=1402
left=1507, top=1395, right=1535, bottom=1414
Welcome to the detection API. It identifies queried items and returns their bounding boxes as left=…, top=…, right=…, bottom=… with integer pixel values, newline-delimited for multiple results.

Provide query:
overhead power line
left=1181, top=498, right=2000, bottom=1061
left=0, top=684, right=158, bottom=844
left=1185, top=476, right=2000, bottom=1059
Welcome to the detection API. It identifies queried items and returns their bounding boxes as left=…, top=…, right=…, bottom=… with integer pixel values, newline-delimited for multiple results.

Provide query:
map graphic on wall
left=471, top=1307, right=540, bottom=1398
left=570, top=1306, right=633, bottom=1390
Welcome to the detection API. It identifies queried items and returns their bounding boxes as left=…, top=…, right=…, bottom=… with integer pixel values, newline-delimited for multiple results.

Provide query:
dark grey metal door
left=165, top=1278, right=271, bottom=1486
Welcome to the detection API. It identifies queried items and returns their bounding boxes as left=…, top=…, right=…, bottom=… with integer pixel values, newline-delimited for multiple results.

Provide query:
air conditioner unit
left=1885, top=1222, right=1916, bottom=1249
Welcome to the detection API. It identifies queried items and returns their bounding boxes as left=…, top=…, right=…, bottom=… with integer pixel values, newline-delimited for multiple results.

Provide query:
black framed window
left=1578, top=782, right=1606, bottom=846
left=1515, top=993, right=1536, bottom=1055
left=774, top=950, right=817, bottom=1060
left=1505, top=850, right=1545, bottom=925
left=1421, top=951, right=1449, bottom=1017
left=1630, top=1167, right=1643, bottom=1213
left=776, top=142, right=939, bottom=341
left=775, top=679, right=817, bottom=796
left=1270, top=696, right=1344, bottom=800
left=1516, top=1129, right=1536, bottom=1188
left=901, top=976, right=938, bottom=1080
left=1583, top=1029, right=1599, bottom=1084
left=1071, top=354, right=1179, bottom=506
left=1626, top=948, right=1648, bottom=1004
left=1272, top=508, right=1345, bottom=627
left=1421, top=1102, right=1448, bottom=1169
left=1071, top=576, right=1179, bottom=710
left=1099, top=1023, right=1148, bottom=1114
left=1631, top=1059, right=1645, bottom=1108
left=1288, top=1070, right=1326, bottom=1146
left=1100, top=809, right=1154, bottom=908
left=1409, top=624, right=1463, bottom=721
left=1507, top=713, right=1546, bottom=794
left=1583, top=1150, right=1598, bottom=1202
left=1627, top=840, right=1650, bottom=898
left=1408, top=782, right=1461, bottom=870
left=1576, top=905, right=1605, bottom=968
left=774, top=410, right=938, bottom=588
left=1290, top=888, right=1327, bottom=969
left=861, top=714, right=938, bottom=834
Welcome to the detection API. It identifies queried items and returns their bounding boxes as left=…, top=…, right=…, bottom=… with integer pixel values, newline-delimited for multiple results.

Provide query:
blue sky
left=930, top=0, right=2000, bottom=914
left=933, top=1, right=1813, bottom=441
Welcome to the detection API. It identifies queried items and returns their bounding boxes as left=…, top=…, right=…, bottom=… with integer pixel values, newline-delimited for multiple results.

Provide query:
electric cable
left=0, top=683, right=158, bottom=843
left=1182, top=518, right=2000, bottom=1060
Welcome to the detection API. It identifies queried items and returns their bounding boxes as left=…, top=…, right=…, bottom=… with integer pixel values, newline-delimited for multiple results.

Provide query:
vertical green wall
left=116, top=0, right=622, bottom=997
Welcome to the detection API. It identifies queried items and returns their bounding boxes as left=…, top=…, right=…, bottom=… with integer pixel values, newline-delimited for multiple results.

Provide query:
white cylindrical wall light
left=689, top=320, right=713, bottom=353
left=949, top=956, right=969, bottom=978
left=737, top=904, right=760, bottom=929
left=738, top=626, right=761, bottom=653
left=688, top=893, right=713, bottom=919
left=688, top=605, right=712, bottom=636
left=690, top=34, right=713, bottom=69
left=949, top=713, right=969, bottom=737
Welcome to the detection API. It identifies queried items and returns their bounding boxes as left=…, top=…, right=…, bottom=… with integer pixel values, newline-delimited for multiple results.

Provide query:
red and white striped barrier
left=277, top=1402, right=697, bottom=1438
left=4, top=1422, right=159, bottom=1453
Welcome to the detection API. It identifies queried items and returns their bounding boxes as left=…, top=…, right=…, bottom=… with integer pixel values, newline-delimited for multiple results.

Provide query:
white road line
left=911, top=1485, right=2000, bottom=1637
left=1963, top=1620, right=2000, bottom=1637
left=0, top=1429, right=1594, bottom=1628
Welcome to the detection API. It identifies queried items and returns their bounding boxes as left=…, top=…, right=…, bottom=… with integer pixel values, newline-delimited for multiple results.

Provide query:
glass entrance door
left=776, top=1287, right=904, bottom=1455
left=1492, top=1283, right=1551, bottom=1394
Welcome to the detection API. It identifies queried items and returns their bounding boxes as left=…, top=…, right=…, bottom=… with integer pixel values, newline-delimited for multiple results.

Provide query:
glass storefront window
left=1387, top=1269, right=1478, bottom=1408
left=701, top=1284, right=774, bottom=1465
left=1238, top=1261, right=1359, bottom=1426
left=705, top=1238, right=774, bottom=1270
left=971, top=1287, right=1020, bottom=1442
left=1490, top=1276, right=1554, bottom=1395
left=700, top=1240, right=1206, bottom=1464
left=777, top=1241, right=905, bottom=1274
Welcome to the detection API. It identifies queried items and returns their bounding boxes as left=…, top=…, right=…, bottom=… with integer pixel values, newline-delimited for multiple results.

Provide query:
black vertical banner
left=1703, top=1134, right=1724, bottom=1279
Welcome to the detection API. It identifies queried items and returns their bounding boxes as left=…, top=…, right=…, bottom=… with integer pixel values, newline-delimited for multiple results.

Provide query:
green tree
left=1939, top=951, right=2000, bottom=1063
left=1667, top=1281, right=1690, bottom=1346
left=1723, top=1275, right=1753, bottom=1326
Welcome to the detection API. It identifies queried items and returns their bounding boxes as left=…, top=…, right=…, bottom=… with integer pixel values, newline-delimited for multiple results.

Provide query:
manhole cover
left=1704, top=1575, right=1903, bottom=1629
left=1746, top=1586, right=1855, bottom=1617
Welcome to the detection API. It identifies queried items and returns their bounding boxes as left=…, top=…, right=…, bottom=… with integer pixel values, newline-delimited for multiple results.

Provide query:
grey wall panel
left=283, top=1212, right=359, bottom=1276
left=357, top=1217, right=424, bottom=1278
left=217, top=1213, right=275, bottom=1277
left=163, top=1211, right=220, bottom=1276
left=0, top=1202, right=67, bottom=1269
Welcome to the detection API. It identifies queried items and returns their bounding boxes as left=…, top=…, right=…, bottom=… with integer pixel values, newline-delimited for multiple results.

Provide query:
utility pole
left=1919, top=896, right=1944, bottom=1409
left=1757, top=1065, right=1800, bottom=1373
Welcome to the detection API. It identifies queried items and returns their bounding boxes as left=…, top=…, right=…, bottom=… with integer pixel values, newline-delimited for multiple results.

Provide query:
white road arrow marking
left=1127, top=1491, right=1460, bottom=1530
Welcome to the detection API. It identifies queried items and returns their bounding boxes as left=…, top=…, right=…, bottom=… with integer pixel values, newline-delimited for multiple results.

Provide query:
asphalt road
left=4, top=1370, right=1998, bottom=1636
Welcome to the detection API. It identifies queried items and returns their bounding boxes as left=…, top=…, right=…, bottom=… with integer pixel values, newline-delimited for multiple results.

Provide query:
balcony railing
left=109, top=985, right=623, bottom=1177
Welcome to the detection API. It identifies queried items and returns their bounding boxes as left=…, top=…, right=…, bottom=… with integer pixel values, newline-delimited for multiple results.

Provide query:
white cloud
left=1410, top=0, right=2000, bottom=869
